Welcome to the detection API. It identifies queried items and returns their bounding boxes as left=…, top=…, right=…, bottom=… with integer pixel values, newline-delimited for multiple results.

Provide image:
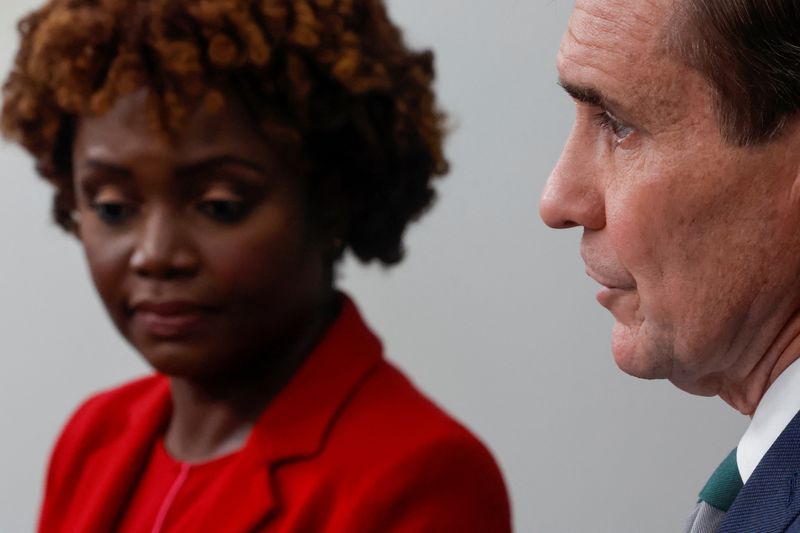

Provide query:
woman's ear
left=69, top=210, right=82, bottom=240
left=310, top=172, right=351, bottom=254
left=52, top=185, right=81, bottom=237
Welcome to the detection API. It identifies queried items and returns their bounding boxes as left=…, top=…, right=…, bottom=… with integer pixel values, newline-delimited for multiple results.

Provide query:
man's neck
left=719, top=310, right=800, bottom=415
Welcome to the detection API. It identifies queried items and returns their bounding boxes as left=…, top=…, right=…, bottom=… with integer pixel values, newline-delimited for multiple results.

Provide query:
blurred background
left=0, top=1, right=746, bottom=531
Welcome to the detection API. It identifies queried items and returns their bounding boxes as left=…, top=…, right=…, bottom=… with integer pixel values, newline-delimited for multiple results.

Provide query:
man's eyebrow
left=557, top=80, right=622, bottom=111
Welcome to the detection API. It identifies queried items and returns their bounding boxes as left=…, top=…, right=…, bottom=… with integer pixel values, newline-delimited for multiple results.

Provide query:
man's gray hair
left=671, top=0, right=800, bottom=146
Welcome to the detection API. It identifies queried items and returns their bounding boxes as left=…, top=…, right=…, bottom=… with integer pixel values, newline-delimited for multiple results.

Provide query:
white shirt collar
left=737, top=358, right=800, bottom=483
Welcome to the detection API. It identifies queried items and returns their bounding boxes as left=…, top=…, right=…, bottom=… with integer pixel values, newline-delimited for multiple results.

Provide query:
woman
left=2, top=0, right=511, bottom=532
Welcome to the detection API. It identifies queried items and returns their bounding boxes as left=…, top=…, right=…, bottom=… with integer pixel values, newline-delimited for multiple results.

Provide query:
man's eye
left=198, top=200, right=250, bottom=223
left=595, top=110, right=634, bottom=146
left=90, top=201, right=137, bottom=225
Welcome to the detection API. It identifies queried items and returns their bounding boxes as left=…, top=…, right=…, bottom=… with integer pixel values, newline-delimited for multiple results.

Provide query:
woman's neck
left=164, top=290, right=341, bottom=463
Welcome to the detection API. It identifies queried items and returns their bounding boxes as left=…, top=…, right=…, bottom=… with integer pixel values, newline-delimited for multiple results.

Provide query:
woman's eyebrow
left=74, top=160, right=133, bottom=196
left=176, top=155, right=270, bottom=176
left=78, top=159, right=133, bottom=177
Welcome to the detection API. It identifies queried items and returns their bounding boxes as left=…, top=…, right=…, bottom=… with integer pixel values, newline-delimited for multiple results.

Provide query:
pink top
left=117, top=439, right=240, bottom=533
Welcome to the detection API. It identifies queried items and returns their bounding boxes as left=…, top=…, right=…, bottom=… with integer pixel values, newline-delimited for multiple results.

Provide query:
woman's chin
left=135, top=343, right=224, bottom=379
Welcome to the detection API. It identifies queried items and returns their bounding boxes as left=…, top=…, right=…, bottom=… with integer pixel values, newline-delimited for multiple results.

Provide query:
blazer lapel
left=189, top=458, right=278, bottom=533
left=721, top=410, right=800, bottom=533
left=188, top=296, right=383, bottom=533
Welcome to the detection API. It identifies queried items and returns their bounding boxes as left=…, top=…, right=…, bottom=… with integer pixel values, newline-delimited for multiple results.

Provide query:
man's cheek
left=607, top=209, right=657, bottom=274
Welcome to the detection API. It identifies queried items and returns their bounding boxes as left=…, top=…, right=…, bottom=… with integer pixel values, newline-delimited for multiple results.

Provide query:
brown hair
left=670, top=0, right=800, bottom=146
left=1, top=0, right=448, bottom=265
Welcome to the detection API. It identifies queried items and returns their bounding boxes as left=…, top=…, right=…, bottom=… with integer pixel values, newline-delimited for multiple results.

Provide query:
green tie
left=698, top=448, right=744, bottom=512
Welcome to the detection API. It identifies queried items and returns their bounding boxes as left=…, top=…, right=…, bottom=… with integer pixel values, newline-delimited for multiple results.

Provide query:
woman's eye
left=90, top=201, right=137, bottom=225
left=198, top=199, right=250, bottom=223
left=595, top=110, right=634, bottom=146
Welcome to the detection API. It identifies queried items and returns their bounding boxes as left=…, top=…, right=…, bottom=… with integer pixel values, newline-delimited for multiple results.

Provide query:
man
left=541, top=0, right=800, bottom=531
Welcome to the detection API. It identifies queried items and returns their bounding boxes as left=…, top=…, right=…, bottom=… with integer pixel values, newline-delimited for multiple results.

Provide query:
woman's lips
left=131, top=301, right=211, bottom=338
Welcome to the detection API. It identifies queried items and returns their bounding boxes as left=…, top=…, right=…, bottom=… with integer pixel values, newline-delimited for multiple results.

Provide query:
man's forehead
left=557, top=0, right=686, bottom=120
left=562, top=0, right=671, bottom=68
left=571, top=0, right=670, bottom=36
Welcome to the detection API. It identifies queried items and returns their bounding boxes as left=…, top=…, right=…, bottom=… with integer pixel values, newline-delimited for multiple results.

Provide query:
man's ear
left=788, top=119, right=800, bottom=207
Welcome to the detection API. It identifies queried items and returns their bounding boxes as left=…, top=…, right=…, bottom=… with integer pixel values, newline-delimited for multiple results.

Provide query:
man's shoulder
left=723, top=410, right=800, bottom=532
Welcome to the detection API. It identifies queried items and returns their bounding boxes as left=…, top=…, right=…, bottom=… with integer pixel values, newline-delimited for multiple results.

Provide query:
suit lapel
left=721, top=410, right=800, bottom=533
left=788, top=514, right=800, bottom=533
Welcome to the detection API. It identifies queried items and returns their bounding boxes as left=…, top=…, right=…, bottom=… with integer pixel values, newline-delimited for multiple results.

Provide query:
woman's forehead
left=74, top=87, right=275, bottom=166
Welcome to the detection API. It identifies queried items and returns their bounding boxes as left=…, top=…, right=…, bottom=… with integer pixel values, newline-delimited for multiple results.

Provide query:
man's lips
left=583, top=268, right=638, bottom=314
left=584, top=267, right=635, bottom=291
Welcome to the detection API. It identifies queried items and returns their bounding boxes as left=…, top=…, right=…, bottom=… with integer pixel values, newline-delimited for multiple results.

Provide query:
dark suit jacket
left=37, top=297, right=511, bottom=532
left=722, top=410, right=800, bottom=532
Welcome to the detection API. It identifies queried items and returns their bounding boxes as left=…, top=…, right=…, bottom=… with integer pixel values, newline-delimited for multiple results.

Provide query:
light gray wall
left=0, top=1, right=747, bottom=532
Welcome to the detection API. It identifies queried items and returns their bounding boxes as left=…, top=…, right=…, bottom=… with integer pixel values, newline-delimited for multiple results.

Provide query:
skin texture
left=541, top=0, right=800, bottom=414
left=72, top=88, right=338, bottom=461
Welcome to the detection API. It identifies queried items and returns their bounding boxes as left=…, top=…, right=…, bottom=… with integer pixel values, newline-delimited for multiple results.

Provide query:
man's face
left=541, top=0, right=800, bottom=400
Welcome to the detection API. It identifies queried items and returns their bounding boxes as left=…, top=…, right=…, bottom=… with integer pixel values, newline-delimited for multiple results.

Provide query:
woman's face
left=72, top=88, right=329, bottom=379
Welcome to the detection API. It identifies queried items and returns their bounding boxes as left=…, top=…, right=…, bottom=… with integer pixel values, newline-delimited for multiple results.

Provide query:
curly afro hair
left=1, top=0, right=448, bottom=266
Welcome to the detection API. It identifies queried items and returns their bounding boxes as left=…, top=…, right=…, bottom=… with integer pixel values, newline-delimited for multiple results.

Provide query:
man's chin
left=666, top=376, right=720, bottom=398
left=610, top=322, right=722, bottom=397
left=610, top=322, right=672, bottom=380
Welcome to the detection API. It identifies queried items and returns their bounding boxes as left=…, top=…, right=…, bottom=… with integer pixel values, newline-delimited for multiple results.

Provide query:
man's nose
left=539, top=131, right=605, bottom=230
left=130, top=207, right=199, bottom=280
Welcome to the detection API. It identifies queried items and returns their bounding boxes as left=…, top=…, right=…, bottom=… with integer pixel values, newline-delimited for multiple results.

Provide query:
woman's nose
left=129, top=208, right=200, bottom=280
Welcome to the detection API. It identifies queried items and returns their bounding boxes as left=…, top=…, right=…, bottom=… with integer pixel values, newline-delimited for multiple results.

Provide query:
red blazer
left=38, top=297, right=512, bottom=532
